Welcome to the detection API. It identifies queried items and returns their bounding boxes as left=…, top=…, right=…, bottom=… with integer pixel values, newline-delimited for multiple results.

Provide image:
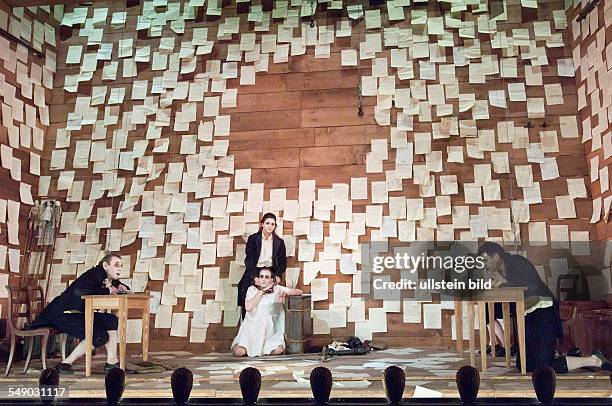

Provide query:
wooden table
left=82, top=294, right=151, bottom=377
left=454, top=287, right=527, bottom=374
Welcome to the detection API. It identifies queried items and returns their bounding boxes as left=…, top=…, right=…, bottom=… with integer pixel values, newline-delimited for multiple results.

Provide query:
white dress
left=232, top=285, right=290, bottom=357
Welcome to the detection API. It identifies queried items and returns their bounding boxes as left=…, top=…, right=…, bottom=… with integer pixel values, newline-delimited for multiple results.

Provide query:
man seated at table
left=477, top=242, right=611, bottom=373
left=29, top=253, right=130, bottom=374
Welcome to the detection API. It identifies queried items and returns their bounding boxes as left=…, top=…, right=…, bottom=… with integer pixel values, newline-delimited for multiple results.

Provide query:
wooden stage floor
left=2, top=348, right=611, bottom=400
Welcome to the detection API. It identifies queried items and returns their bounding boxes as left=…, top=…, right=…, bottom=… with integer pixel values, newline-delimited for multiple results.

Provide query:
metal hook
left=357, top=84, right=364, bottom=117
left=310, top=0, right=316, bottom=27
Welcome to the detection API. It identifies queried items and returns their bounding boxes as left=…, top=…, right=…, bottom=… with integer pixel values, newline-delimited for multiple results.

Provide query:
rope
left=284, top=335, right=311, bottom=344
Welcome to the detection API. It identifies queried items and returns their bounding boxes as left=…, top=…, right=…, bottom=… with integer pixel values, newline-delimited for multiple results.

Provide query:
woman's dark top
left=237, top=230, right=287, bottom=307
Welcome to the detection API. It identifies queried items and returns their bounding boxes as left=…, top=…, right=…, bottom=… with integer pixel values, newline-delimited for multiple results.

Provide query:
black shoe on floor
left=495, top=344, right=506, bottom=357
left=592, top=349, right=612, bottom=371
left=478, top=345, right=492, bottom=355
left=104, top=362, right=120, bottom=374
left=54, top=362, right=74, bottom=375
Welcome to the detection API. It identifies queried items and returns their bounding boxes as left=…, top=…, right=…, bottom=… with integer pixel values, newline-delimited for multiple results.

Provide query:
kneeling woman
left=232, top=267, right=302, bottom=357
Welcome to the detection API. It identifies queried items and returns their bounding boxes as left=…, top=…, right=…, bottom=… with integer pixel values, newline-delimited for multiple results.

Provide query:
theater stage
left=2, top=348, right=611, bottom=400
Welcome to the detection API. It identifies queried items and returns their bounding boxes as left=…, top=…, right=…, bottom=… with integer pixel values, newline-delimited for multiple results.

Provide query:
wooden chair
left=556, top=274, right=580, bottom=301
left=27, top=286, right=68, bottom=360
left=5, top=286, right=50, bottom=376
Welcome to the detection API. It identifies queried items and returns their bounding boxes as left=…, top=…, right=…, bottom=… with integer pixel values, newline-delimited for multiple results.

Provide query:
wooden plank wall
left=0, top=2, right=58, bottom=319
left=567, top=0, right=612, bottom=240
left=41, top=0, right=600, bottom=353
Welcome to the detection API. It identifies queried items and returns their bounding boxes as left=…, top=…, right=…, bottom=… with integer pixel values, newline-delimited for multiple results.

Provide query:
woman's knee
left=233, top=346, right=247, bottom=357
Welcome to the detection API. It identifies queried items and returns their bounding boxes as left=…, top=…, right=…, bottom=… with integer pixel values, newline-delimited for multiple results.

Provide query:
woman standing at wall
left=237, top=213, right=287, bottom=319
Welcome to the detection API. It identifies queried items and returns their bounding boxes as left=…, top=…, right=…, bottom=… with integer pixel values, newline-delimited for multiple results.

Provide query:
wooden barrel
left=284, top=294, right=311, bottom=354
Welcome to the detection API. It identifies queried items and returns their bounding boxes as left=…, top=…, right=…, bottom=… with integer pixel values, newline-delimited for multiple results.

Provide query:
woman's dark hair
left=310, top=366, right=332, bottom=404
left=532, top=366, right=556, bottom=404
left=39, top=367, right=59, bottom=387
left=105, top=367, right=126, bottom=405
left=239, top=367, right=261, bottom=405
left=456, top=365, right=480, bottom=404
left=477, top=242, right=507, bottom=259
left=383, top=365, right=405, bottom=404
left=99, top=253, right=121, bottom=267
left=171, top=367, right=193, bottom=405
left=260, top=212, right=277, bottom=229
left=39, top=368, right=59, bottom=404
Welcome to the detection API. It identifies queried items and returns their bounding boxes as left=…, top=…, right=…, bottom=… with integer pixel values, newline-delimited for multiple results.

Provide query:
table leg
left=478, top=301, right=487, bottom=372
left=85, top=298, right=93, bottom=377
left=454, top=300, right=463, bottom=354
left=487, top=302, right=496, bottom=359
left=516, top=299, right=527, bottom=375
left=467, top=301, right=475, bottom=367
left=141, top=305, right=149, bottom=362
left=502, top=302, right=512, bottom=368
left=118, top=299, right=127, bottom=370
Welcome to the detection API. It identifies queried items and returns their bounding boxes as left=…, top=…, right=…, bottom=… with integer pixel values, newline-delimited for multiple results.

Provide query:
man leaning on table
left=29, top=253, right=130, bottom=375
left=477, top=242, right=611, bottom=374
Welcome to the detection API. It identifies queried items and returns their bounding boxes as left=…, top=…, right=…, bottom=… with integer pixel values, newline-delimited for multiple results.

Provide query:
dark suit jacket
left=30, top=265, right=129, bottom=329
left=504, top=254, right=563, bottom=341
left=237, top=230, right=287, bottom=306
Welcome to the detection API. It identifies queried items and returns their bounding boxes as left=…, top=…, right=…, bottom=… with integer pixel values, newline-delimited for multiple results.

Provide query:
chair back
left=556, top=274, right=580, bottom=301
left=6, top=286, right=30, bottom=334
left=26, top=286, right=46, bottom=323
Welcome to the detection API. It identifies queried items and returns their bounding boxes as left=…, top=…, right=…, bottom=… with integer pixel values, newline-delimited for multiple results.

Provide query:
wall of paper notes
left=10, top=0, right=610, bottom=352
